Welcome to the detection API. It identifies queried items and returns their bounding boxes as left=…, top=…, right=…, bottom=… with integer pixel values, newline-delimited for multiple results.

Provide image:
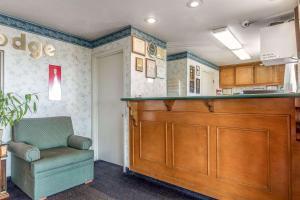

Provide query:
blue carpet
left=8, top=160, right=212, bottom=200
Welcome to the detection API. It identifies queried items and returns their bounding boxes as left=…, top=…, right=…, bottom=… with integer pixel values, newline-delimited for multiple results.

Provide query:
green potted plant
left=0, top=90, right=38, bottom=142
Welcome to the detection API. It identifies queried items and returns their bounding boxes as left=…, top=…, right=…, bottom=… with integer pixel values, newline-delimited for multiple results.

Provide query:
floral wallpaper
left=167, top=59, right=187, bottom=96
left=0, top=23, right=167, bottom=173
left=0, top=24, right=92, bottom=176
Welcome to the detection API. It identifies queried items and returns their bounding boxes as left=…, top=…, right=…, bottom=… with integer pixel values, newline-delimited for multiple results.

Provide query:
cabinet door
left=131, top=119, right=168, bottom=173
left=220, top=67, right=235, bottom=87
left=210, top=114, right=290, bottom=200
left=273, top=65, right=285, bottom=85
left=254, top=65, right=273, bottom=84
left=235, top=65, right=254, bottom=85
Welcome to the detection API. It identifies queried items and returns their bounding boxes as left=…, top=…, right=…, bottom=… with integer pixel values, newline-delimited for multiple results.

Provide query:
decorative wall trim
left=0, top=13, right=93, bottom=48
left=167, top=51, right=219, bottom=70
left=91, top=26, right=132, bottom=48
left=0, top=13, right=167, bottom=49
left=131, top=27, right=166, bottom=49
left=167, top=52, right=188, bottom=61
left=92, top=26, right=167, bottom=48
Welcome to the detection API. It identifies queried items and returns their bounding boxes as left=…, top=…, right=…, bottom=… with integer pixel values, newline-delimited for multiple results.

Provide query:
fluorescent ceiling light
left=187, top=0, right=202, bottom=8
left=232, top=49, right=251, bottom=60
left=212, top=27, right=242, bottom=50
left=145, top=17, right=157, bottom=24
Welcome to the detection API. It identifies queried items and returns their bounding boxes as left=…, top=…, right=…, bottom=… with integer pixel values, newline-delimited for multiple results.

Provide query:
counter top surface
left=121, top=93, right=300, bottom=101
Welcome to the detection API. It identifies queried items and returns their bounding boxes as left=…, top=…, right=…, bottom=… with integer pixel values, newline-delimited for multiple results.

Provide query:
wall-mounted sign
left=49, top=65, right=61, bottom=101
left=0, top=33, right=55, bottom=59
left=147, top=42, right=157, bottom=58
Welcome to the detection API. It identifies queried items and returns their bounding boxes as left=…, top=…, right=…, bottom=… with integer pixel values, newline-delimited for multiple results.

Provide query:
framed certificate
left=156, top=47, right=166, bottom=60
left=196, top=78, right=200, bottom=94
left=146, top=58, right=156, bottom=79
left=190, top=65, right=195, bottom=80
left=132, top=36, right=146, bottom=56
left=135, top=57, right=144, bottom=72
left=196, top=66, right=200, bottom=76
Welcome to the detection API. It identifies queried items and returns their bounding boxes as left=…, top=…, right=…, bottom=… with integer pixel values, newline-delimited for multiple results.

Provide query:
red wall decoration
left=49, top=65, right=61, bottom=101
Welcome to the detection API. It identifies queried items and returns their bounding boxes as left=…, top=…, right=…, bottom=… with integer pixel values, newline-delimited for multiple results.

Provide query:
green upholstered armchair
left=8, top=116, right=94, bottom=200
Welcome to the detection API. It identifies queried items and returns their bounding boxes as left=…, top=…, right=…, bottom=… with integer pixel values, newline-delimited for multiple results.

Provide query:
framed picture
left=189, top=81, right=194, bottom=93
left=146, top=58, right=156, bottom=79
left=132, top=36, right=146, bottom=56
left=0, top=50, right=4, bottom=91
left=190, top=65, right=195, bottom=80
left=196, top=66, right=200, bottom=76
left=196, top=78, right=200, bottom=94
left=135, top=57, right=144, bottom=72
left=49, top=65, right=62, bottom=101
left=156, top=47, right=166, bottom=60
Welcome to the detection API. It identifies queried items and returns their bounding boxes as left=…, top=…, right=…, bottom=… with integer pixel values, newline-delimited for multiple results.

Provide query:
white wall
left=187, top=58, right=219, bottom=96
left=0, top=24, right=92, bottom=176
left=167, top=58, right=219, bottom=96
left=167, top=59, right=187, bottom=96
left=92, top=36, right=167, bottom=169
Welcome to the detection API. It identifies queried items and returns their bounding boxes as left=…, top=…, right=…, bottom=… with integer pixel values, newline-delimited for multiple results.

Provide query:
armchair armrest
left=8, top=141, right=40, bottom=162
left=68, top=135, right=92, bottom=150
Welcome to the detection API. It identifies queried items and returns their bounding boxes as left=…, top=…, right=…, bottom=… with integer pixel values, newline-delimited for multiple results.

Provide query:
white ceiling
left=0, top=0, right=297, bottom=65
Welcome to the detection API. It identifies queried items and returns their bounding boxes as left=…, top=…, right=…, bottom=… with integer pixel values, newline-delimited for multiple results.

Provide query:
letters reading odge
left=0, top=33, right=56, bottom=59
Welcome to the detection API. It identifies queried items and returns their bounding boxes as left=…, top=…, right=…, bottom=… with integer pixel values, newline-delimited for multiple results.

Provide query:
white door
left=201, top=71, right=215, bottom=96
left=97, top=52, right=124, bottom=166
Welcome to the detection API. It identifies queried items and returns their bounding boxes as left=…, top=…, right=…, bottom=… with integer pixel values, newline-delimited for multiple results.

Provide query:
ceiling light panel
left=212, top=27, right=242, bottom=50
left=232, top=49, right=251, bottom=60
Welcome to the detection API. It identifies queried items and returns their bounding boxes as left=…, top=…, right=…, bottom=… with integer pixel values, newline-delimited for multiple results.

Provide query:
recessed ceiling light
left=145, top=17, right=157, bottom=24
left=187, top=0, right=202, bottom=8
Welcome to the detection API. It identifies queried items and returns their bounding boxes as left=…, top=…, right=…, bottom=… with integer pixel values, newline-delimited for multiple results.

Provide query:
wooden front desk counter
left=121, top=94, right=300, bottom=200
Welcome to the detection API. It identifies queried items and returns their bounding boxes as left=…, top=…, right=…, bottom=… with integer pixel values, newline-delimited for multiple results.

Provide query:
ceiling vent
left=260, top=20, right=298, bottom=66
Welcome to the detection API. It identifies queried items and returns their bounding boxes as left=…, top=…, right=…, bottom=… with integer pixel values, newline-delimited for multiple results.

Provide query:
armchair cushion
left=68, top=135, right=92, bottom=150
left=8, top=141, right=40, bottom=162
left=31, top=147, right=93, bottom=175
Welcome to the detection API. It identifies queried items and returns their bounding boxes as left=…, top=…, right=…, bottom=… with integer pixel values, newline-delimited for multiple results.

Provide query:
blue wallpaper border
left=92, top=26, right=166, bottom=49
left=131, top=27, right=166, bottom=49
left=0, top=13, right=167, bottom=49
left=91, top=26, right=132, bottom=48
left=0, top=13, right=93, bottom=48
left=167, top=51, right=219, bottom=70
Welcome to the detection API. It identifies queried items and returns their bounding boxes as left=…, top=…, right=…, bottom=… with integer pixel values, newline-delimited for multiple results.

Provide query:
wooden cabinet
left=235, top=65, right=254, bottom=85
left=128, top=98, right=297, bottom=200
left=254, top=64, right=274, bottom=84
left=219, top=62, right=285, bottom=88
left=0, top=144, right=8, bottom=200
left=220, top=67, right=235, bottom=87
left=273, top=65, right=285, bottom=84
